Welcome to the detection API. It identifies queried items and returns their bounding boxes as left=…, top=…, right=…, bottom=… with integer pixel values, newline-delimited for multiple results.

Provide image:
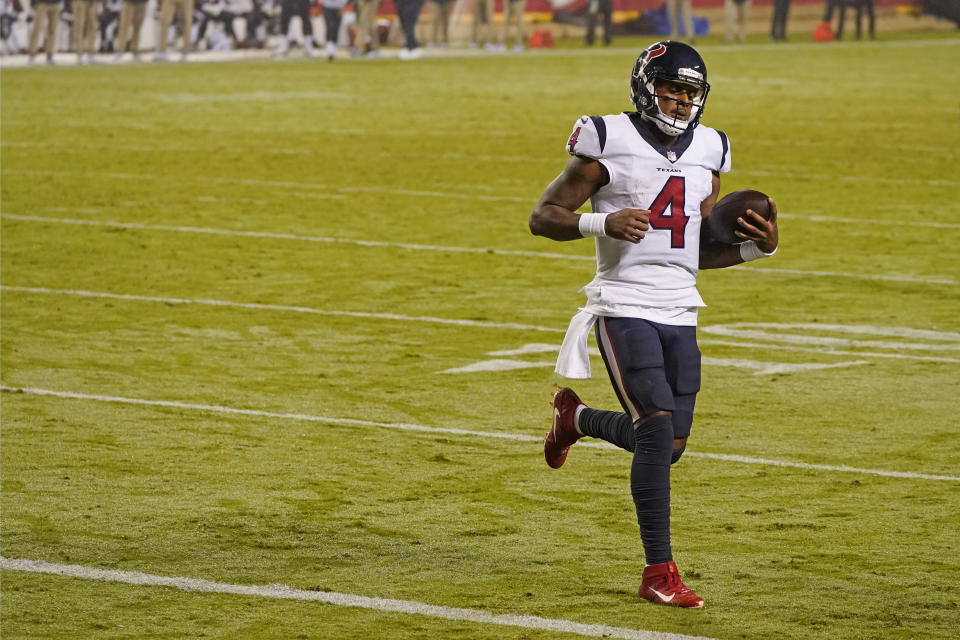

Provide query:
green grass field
left=2, top=33, right=959, bottom=640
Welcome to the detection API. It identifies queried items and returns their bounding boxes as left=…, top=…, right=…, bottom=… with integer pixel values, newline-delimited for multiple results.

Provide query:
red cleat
left=638, top=561, right=705, bottom=608
left=544, top=387, right=584, bottom=469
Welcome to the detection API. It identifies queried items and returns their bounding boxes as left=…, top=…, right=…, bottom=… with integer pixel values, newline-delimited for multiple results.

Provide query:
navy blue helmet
left=630, top=41, right=711, bottom=136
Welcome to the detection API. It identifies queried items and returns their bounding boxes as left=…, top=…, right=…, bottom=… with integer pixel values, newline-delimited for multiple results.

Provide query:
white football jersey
left=566, top=112, right=731, bottom=322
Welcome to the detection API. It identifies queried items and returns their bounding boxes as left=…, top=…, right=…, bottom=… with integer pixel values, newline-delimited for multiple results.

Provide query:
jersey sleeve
left=565, top=115, right=606, bottom=159
left=716, top=130, right=732, bottom=174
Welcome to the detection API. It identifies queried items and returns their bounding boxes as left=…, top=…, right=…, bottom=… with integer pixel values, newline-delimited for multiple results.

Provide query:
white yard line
left=0, top=556, right=717, bottom=640
left=1, top=214, right=586, bottom=262
left=2, top=214, right=955, bottom=286
left=0, top=140, right=543, bottom=164
left=696, top=338, right=960, bottom=364
left=0, top=170, right=530, bottom=203
left=4, top=165, right=958, bottom=192
left=3, top=385, right=958, bottom=483
left=438, top=356, right=869, bottom=376
left=738, top=168, right=958, bottom=188
left=5, top=285, right=960, bottom=364
left=0, top=285, right=563, bottom=333
left=774, top=213, right=960, bottom=230
left=724, top=266, right=955, bottom=286
left=7, top=206, right=960, bottom=232
left=147, top=91, right=352, bottom=103
left=3, top=137, right=957, bottom=165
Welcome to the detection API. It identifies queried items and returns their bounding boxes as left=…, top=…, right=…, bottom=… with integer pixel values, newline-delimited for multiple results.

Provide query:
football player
left=275, top=0, right=315, bottom=58
left=529, top=41, right=779, bottom=608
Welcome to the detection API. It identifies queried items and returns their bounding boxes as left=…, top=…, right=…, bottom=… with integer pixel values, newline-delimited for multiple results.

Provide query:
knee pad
left=634, top=412, right=673, bottom=457
left=670, top=444, right=686, bottom=465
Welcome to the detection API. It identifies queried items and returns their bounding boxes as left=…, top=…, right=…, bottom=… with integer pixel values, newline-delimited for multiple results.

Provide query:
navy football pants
left=594, top=315, right=701, bottom=446
left=580, top=316, right=701, bottom=565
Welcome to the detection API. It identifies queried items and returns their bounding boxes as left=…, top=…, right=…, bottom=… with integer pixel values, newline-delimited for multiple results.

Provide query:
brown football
left=706, top=190, right=772, bottom=244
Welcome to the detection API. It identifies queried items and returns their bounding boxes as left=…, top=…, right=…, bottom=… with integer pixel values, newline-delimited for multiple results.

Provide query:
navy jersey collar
left=626, top=111, right=695, bottom=163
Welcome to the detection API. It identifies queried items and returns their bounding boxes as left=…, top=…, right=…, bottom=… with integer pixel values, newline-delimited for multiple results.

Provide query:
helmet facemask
left=644, top=77, right=709, bottom=137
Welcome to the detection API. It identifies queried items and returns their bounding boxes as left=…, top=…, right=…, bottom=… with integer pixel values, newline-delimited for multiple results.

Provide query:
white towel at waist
left=554, top=303, right=700, bottom=379
left=555, top=309, right=598, bottom=379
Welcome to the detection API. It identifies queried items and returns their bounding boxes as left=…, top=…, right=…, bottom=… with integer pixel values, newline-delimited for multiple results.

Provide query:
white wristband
left=740, top=240, right=778, bottom=262
left=578, top=213, right=609, bottom=238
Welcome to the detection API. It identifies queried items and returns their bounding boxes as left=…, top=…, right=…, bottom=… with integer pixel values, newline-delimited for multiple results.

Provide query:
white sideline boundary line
left=3, top=385, right=957, bottom=483
left=5, top=285, right=960, bottom=364
left=0, top=557, right=715, bottom=640
left=2, top=214, right=955, bottom=286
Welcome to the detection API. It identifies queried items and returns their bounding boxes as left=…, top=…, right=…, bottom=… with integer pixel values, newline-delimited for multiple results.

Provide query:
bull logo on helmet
left=635, top=43, right=667, bottom=80
left=645, top=43, right=667, bottom=62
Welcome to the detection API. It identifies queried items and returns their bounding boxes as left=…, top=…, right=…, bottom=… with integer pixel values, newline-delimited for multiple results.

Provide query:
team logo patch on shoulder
left=567, top=126, right=582, bottom=153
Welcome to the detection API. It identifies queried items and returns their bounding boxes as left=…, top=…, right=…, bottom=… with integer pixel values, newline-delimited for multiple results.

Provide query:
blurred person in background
left=220, top=0, right=251, bottom=46
left=471, top=0, right=494, bottom=49
left=275, top=0, right=314, bottom=56
left=724, top=0, right=749, bottom=43
left=193, top=0, right=249, bottom=49
left=114, top=0, right=147, bottom=58
left=853, top=0, right=875, bottom=39
left=59, top=0, right=72, bottom=46
left=28, top=0, right=62, bottom=63
left=192, top=0, right=221, bottom=49
left=320, top=0, right=344, bottom=59
left=395, top=0, right=423, bottom=58
left=584, top=0, right=611, bottom=47
left=351, top=0, right=380, bottom=56
left=428, top=0, right=450, bottom=48
left=243, top=0, right=268, bottom=46
left=667, top=0, right=694, bottom=42
left=1, top=0, right=24, bottom=54
left=821, top=0, right=842, bottom=36
left=836, top=0, right=875, bottom=39
left=155, top=0, right=195, bottom=60
left=770, top=0, right=790, bottom=40
left=72, top=0, right=98, bottom=62
left=500, top=0, right=524, bottom=50
left=98, top=0, right=121, bottom=52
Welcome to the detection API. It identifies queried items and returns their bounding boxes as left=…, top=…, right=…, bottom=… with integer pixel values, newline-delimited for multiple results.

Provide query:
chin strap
left=642, top=110, right=689, bottom=137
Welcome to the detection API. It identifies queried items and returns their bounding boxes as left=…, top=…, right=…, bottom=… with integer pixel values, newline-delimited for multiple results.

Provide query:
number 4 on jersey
left=648, top=176, right=688, bottom=248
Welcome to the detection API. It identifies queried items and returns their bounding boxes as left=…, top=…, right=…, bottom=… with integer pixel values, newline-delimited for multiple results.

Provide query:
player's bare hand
left=606, top=209, right=651, bottom=243
left=735, top=197, right=779, bottom=253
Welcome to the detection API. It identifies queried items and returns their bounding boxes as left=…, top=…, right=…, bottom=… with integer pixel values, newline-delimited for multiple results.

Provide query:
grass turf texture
left=2, top=33, right=959, bottom=639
